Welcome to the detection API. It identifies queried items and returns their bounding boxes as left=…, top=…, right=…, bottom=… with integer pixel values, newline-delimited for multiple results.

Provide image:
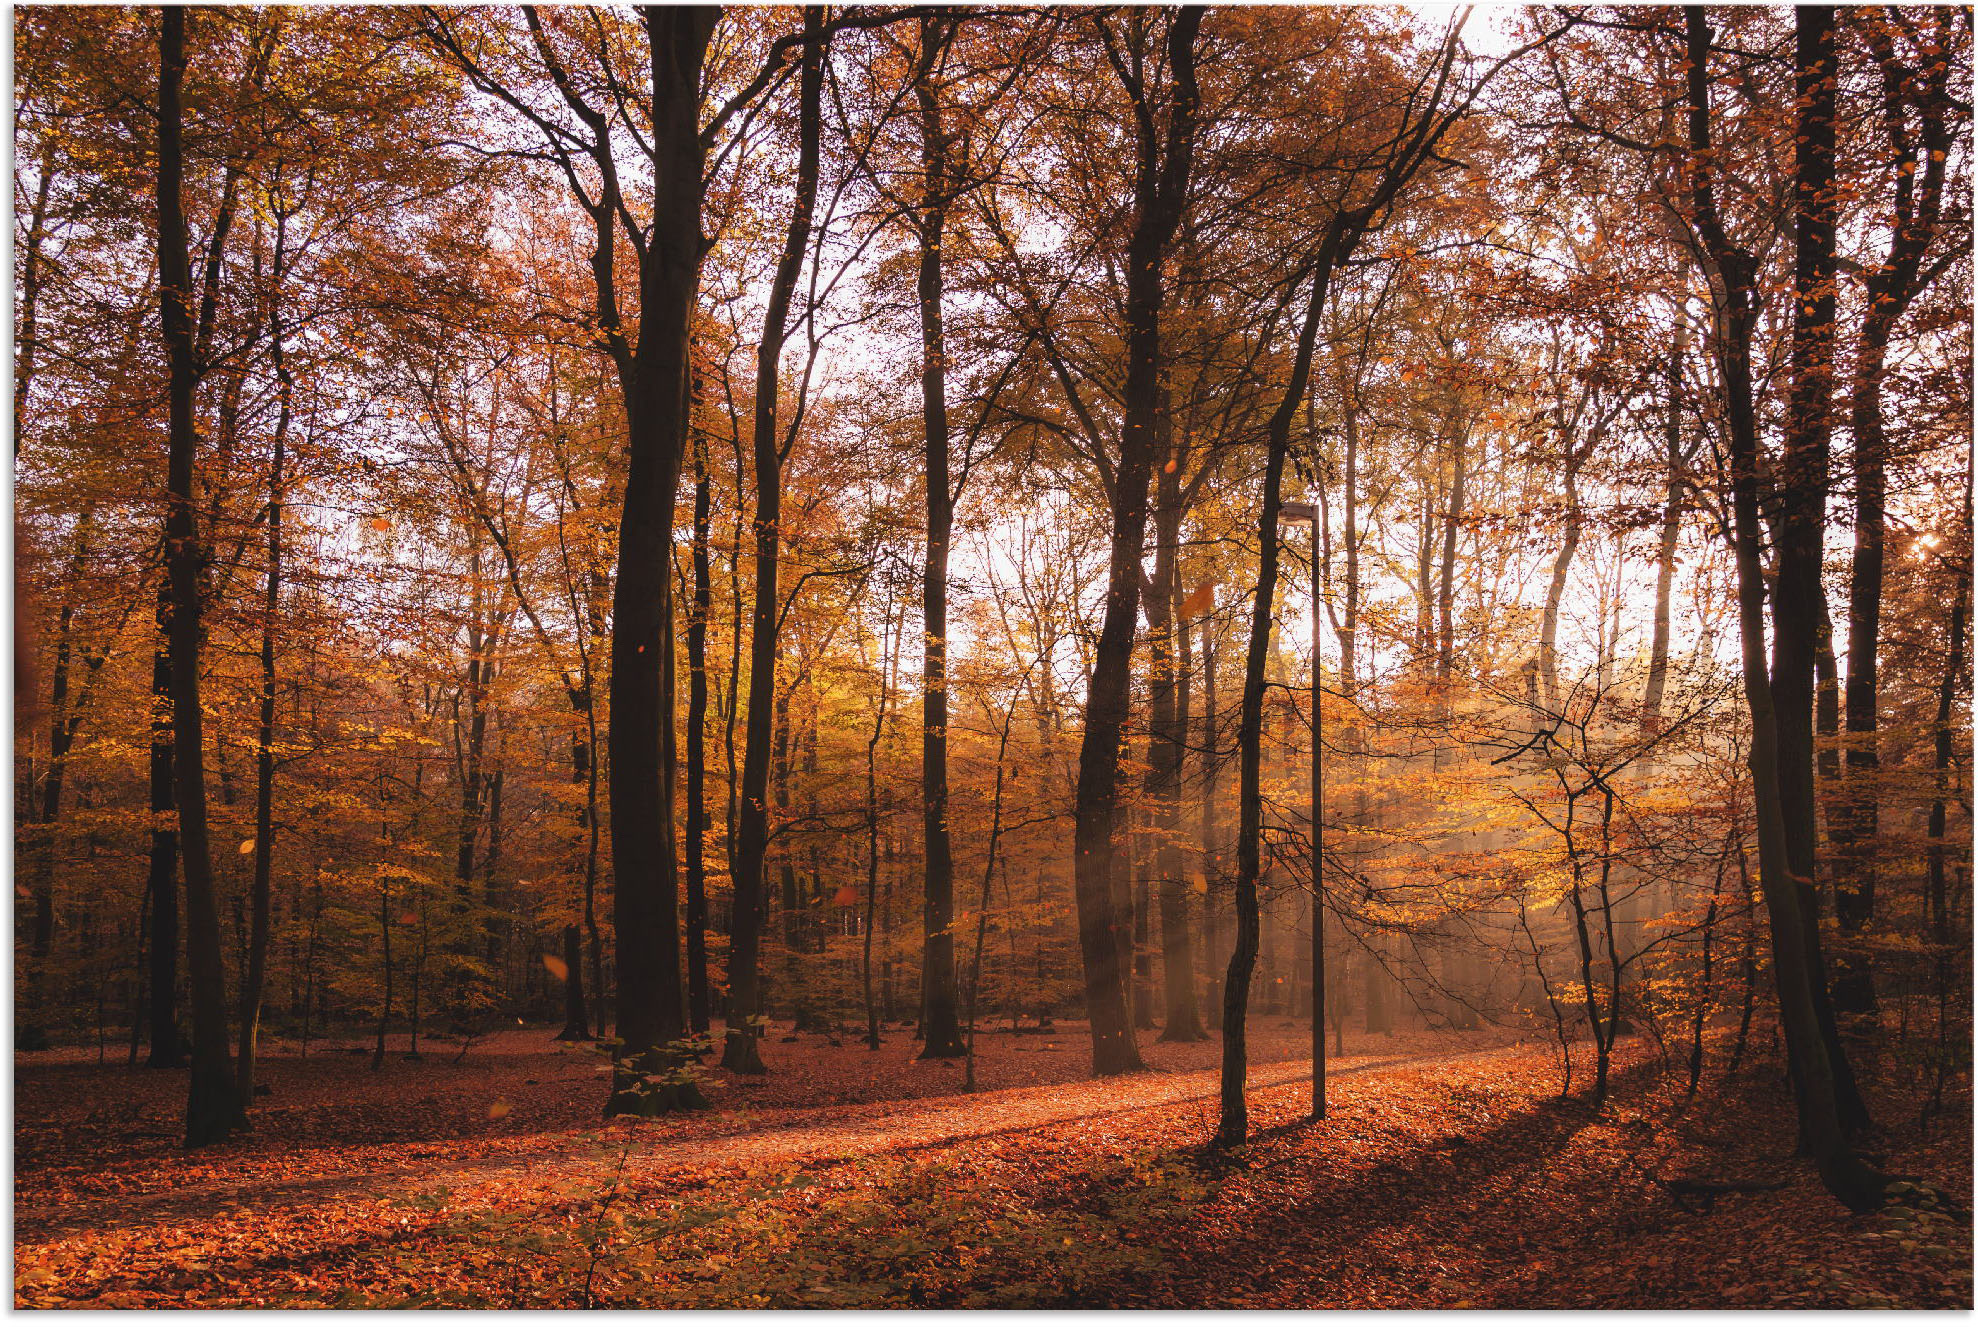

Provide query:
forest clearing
left=12, top=1, right=1973, bottom=1313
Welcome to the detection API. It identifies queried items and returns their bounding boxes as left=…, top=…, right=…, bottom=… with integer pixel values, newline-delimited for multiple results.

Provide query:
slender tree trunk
left=915, top=16, right=966, bottom=1059
left=145, top=583, right=180, bottom=1067
left=774, top=680, right=810, bottom=1029
left=1148, top=441, right=1206, bottom=1041
left=964, top=678, right=1022, bottom=1091
left=863, top=591, right=899, bottom=1050
left=1926, top=556, right=1967, bottom=1116
left=15, top=155, right=53, bottom=455
left=1538, top=442, right=1582, bottom=712
left=1221, top=250, right=1339, bottom=1143
left=236, top=282, right=290, bottom=1113
left=1643, top=305, right=1689, bottom=728
left=725, top=7, right=824, bottom=1074
left=1435, top=421, right=1466, bottom=685
left=557, top=677, right=593, bottom=1041
left=558, top=923, right=589, bottom=1041
left=27, top=512, right=103, bottom=1008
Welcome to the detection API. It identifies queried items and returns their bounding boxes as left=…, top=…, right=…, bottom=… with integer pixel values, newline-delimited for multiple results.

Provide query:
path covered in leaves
left=15, top=1025, right=1972, bottom=1308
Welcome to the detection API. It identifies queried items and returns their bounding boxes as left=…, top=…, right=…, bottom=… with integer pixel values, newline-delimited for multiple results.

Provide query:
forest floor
left=13, top=1018, right=1972, bottom=1308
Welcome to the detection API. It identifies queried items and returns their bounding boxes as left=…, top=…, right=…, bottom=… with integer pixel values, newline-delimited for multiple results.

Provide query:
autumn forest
left=12, top=2, right=1975, bottom=1310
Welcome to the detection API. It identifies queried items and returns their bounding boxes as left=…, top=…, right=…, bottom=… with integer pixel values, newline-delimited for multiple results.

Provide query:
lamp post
left=1278, top=499, right=1324, bottom=1120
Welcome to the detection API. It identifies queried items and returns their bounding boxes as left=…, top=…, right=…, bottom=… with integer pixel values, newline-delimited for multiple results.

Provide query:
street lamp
left=1278, top=498, right=1325, bottom=1121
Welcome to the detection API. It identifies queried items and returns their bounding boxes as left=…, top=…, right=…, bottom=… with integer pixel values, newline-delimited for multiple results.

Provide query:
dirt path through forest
left=15, top=1044, right=1523, bottom=1244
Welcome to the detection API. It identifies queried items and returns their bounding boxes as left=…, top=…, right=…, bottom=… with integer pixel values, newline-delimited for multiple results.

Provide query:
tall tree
left=157, top=6, right=235, bottom=1148
left=913, top=14, right=967, bottom=1061
left=1070, top=6, right=1202, bottom=1077
left=1679, top=4, right=1882, bottom=1209
left=726, top=6, right=827, bottom=1074
left=1830, top=7, right=1960, bottom=1017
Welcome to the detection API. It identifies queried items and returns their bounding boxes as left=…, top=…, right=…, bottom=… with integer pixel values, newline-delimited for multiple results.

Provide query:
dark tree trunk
left=1768, top=5, right=1869, bottom=1135
left=15, top=154, right=52, bottom=454
left=725, top=7, right=824, bottom=1074
left=862, top=593, right=900, bottom=1050
left=1833, top=10, right=1955, bottom=1022
left=158, top=7, right=234, bottom=1148
left=1538, top=438, right=1582, bottom=711
left=1148, top=438, right=1206, bottom=1042
left=603, top=6, right=719, bottom=1114
left=1073, top=7, right=1201, bottom=1078
left=915, top=15, right=965, bottom=1059
left=237, top=277, right=290, bottom=1113
left=1682, top=6, right=1881, bottom=1209
left=1435, top=421, right=1466, bottom=685
left=1642, top=305, right=1689, bottom=728
left=26, top=512, right=104, bottom=1009
left=1221, top=257, right=1336, bottom=1145
left=145, top=579, right=181, bottom=1068
left=1926, top=555, right=1967, bottom=1117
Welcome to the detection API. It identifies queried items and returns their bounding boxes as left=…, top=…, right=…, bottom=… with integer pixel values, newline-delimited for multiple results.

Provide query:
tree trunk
left=1642, top=303, right=1688, bottom=728
left=915, top=16, right=966, bottom=1059
left=1074, top=7, right=1201, bottom=1079
left=1538, top=437, right=1582, bottom=712
left=158, top=7, right=234, bottom=1147
left=863, top=591, right=900, bottom=1050
left=1834, top=4, right=1957, bottom=1024
left=14, top=154, right=53, bottom=455
left=603, top=5, right=719, bottom=1114
left=1682, top=6, right=1881, bottom=1209
left=1435, top=420, right=1466, bottom=685
left=1148, top=433, right=1207, bottom=1041
left=725, top=6, right=824, bottom=1074
left=1221, top=250, right=1338, bottom=1143
left=145, top=579, right=180, bottom=1068
left=237, top=278, right=291, bottom=1113
left=1768, top=4, right=1869, bottom=1134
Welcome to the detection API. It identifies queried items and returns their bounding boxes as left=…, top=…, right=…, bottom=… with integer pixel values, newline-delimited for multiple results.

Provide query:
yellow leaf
left=488, top=1099, right=511, bottom=1120
left=238, top=839, right=256, bottom=855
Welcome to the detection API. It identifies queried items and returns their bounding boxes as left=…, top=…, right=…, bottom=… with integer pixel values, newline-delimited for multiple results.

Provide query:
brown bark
left=1681, top=5, right=1881, bottom=1209
left=726, top=7, right=825, bottom=1074
left=915, top=15, right=965, bottom=1058
left=1072, top=7, right=1201, bottom=1078
left=601, top=6, right=720, bottom=1113
left=237, top=237, right=292, bottom=1111
left=1832, top=8, right=1956, bottom=1019
left=158, top=7, right=235, bottom=1148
